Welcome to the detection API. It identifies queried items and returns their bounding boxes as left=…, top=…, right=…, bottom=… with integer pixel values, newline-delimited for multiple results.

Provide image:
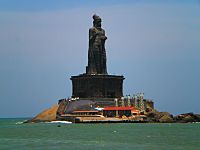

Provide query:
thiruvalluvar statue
left=86, top=14, right=108, bottom=75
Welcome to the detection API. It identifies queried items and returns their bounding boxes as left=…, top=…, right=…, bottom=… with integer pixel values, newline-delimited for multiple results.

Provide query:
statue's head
left=93, top=14, right=101, bottom=28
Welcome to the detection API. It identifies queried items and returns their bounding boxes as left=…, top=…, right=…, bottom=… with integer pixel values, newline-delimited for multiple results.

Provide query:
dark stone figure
left=86, top=14, right=108, bottom=75
left=71, top=14, right=124, bottom=99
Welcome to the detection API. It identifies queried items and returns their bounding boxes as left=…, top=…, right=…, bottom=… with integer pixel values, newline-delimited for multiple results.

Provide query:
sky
left=0, top=0, right=200, bottom=118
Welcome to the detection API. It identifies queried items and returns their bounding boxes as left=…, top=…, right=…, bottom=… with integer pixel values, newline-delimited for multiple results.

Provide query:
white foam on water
left=15, top=121, right=23, bottom=124
left=48, top=121, right=72, bottom=124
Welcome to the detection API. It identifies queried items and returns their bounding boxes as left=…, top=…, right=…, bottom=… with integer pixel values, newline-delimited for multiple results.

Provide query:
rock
left=174, top=113, right=200, bottom=123
left=147, top=111, right=174, bottom=123
left=25, top=104, right=59, bottom=123
left=158, top=112, right=174, bottom=123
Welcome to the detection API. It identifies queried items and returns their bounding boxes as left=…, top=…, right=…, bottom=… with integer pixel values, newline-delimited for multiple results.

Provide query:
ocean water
left=0, top=118, right=200, bottom=150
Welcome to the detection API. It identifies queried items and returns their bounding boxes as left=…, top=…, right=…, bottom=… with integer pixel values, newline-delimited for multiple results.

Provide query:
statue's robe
left=87, top=27, right=107, bottom=75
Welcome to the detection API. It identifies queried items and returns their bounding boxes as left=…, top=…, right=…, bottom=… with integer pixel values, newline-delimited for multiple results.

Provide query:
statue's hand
left=102, top=36, right=107, bottom=40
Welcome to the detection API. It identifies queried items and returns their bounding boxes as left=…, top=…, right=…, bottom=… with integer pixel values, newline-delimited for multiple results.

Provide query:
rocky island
left=26, top=14, right=200, bottom=124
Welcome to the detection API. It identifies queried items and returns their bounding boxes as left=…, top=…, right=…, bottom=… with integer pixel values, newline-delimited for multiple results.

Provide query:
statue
left=86, top=14, right=108, bottom=75
left=71, top=14, right=124, bottom=99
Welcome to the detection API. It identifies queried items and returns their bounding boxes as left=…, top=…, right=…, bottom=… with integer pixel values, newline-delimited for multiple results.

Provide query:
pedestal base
left=70, top=74, right=124, bottom=98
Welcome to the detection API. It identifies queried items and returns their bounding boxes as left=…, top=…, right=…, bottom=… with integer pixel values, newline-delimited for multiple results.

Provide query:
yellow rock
left=29, top=104, right=59, bottom=122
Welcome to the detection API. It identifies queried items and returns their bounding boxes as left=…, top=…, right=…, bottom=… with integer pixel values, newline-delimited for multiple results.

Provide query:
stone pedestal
left=71, top=74, right=124, bottom=98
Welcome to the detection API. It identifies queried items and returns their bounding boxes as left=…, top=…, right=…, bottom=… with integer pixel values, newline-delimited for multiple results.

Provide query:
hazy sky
left=0, top=0, right=200, bottom=117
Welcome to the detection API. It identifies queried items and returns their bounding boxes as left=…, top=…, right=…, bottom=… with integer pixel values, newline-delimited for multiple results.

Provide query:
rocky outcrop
left=147, top=111, right=200, bottom=123
left=147, top=111, right=174, bottom=123
left=25, top=101, right=200, bottom=123
left=174, top=113, right=200, bottom=123
left=25, top=104, right=58, bottom=123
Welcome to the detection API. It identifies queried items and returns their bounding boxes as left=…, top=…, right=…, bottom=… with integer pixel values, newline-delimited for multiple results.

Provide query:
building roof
left=103, top=106, right=137, bottom=111
left=72, top=110, right=99, bottom=113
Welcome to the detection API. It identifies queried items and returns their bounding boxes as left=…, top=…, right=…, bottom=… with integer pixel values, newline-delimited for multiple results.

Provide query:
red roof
left=103, top=106, right=137, bottom=111
left=72, top=110, right=99, bottom=113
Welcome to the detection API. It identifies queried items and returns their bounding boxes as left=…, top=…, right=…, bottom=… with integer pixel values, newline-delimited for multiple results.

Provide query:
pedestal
left=71, top=74, right=124, bottom=98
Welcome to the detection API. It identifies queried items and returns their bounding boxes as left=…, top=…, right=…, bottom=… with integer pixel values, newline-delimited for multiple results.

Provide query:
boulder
left=174, top=113, right=200, bottom=123
left=158, top=112, right=174, bottom=123
left=25, top=104, right=59, bottom=123
left=147, top=111, right=174, bottom=123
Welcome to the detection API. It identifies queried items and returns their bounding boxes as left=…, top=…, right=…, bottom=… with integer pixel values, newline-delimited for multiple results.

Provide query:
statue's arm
left=89, top=28, right=96, bottom=41
left=102, top=29, right=107, bottom=41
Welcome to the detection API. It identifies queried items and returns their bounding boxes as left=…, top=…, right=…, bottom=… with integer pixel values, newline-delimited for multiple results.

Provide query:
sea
left=0, top=118, right=200, bottom=150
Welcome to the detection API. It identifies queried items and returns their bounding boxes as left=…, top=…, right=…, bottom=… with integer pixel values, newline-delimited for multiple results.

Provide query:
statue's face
left=95, top=20, right=101, bottom=28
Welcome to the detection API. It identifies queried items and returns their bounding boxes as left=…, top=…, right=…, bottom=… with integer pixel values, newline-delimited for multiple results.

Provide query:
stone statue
left=86, top=14, right=108, bottom=75
left=71, top=14, right=124, bottom=99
